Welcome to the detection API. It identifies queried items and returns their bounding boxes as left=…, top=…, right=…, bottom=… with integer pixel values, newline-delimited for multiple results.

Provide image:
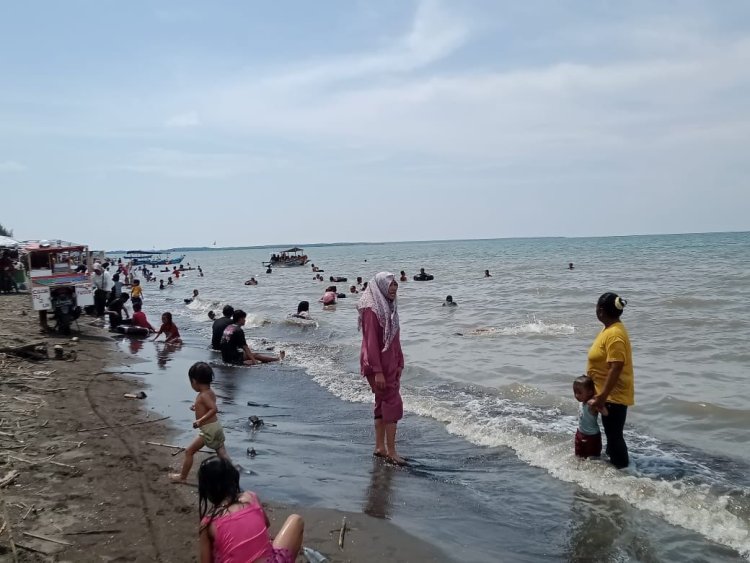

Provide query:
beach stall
left=23, top=240, right=95, bottom=333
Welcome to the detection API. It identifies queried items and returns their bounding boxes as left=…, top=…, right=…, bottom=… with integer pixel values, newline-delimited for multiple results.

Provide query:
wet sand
left=0, top=293, right=448, bottom=562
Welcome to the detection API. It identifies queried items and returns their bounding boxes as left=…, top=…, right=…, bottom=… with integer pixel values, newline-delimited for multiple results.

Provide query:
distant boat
left=262, top=247, right=309, bottom=268
left=123, top=250, right=185, bottom=267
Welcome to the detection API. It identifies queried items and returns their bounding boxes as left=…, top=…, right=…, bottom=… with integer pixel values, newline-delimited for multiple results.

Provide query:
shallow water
left=120, top=232, right=750, bottom=561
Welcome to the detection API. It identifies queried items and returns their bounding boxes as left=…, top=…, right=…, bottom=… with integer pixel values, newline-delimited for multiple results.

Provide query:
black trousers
left=602, top=403, right=629, bottom=468
left=94, top=289, right=109, bottom=316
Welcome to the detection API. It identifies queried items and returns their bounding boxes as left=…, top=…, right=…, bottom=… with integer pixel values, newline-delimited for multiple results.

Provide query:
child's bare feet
left=169, top=473, right=187, bottom=483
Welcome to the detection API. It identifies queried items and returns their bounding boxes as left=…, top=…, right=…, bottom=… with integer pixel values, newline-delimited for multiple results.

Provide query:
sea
left=116, top=232, right=750, bottom=562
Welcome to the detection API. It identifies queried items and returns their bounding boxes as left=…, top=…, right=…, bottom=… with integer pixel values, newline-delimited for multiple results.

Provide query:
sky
left=1, top=0, right=749, bottom=250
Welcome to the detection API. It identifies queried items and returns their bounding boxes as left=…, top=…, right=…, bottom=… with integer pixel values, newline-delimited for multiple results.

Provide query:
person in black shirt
left=220, top=310, right=284, bottom=365
left=106, top=293, right=130, bottom=328
left=211, top=305, right=234, bottom=350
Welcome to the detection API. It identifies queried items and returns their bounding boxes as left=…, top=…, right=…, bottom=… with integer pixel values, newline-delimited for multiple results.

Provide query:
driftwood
left=0, top=342, right=47, bottom=361
left=1, top=499, right=18, bottom=562
left=7, top=455, right=77, bottom=471
left=22, top=531, right=73, bottom=546
left=144, top=441, right=213, bottom=456
left=0, top=470, right=20, bottom=488
left=77, top=415, right=170, bottom=433
left=338, top=516, right=347, bottom=549
left=66, top=528, right=121, bottom=536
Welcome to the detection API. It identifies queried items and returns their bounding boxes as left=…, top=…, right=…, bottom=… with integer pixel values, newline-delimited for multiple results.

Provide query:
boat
left=262, top=247, right=310, bottom=268
left=123, top=250, right=185, bottom=267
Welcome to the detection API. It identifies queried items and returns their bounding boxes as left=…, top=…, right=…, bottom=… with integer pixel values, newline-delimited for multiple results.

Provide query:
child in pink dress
left=198, top=458, right=304, bottom=563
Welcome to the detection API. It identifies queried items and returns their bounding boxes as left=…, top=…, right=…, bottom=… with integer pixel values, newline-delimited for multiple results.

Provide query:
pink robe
left=360, top=308, right=404, bottom=422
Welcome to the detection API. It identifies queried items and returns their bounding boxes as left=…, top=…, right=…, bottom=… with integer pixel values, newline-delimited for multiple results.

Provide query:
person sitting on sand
left=196, top=457, right=304, bottom=562
left=170, top=362, right=231, bottom=483
left=153, top=312, right=182, bottom=344
left=244, top=277, right=258, bottom=286
left=132, top=302, right=156, bottom=332
left=211, top=305, right=234, bottom=350
left=484, top=270, right=491, bottom=278
left=399, top=271, right=407, bottom=282
left=291, top=301, right=310, bottom=319
left=185, top=289, right=199, bottom=304
left=443, top=295, right=457, bottom=307
left=220, top=310, right=284, bottom=366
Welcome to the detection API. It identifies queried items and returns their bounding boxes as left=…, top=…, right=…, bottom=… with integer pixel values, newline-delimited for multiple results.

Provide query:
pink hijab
left=357, top=272, right=400, bottom=352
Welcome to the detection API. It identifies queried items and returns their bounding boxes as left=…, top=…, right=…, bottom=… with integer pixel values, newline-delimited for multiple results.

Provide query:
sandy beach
left=0, top=293, right=448, bottom=562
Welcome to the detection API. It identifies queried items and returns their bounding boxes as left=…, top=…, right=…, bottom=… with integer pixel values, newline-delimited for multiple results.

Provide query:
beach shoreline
left=0, top=293, right=450, bottom=562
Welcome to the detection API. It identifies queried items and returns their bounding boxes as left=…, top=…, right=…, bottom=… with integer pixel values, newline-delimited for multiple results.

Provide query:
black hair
left=400, top=271, right=405, bottom=275
left=598, top=292, right=627, bottom=318
left=232, top=309, right=247, bottom=322
left=162, top=311, right=173, bottom=323
left=133, top=279, right=140, bottom=285
left=198, top=457, right=241, bottom=528
left=446, top=295, right=453, bottom=301
left=112, top=273, right=120, bottom=281
left=133, top=302, right=142, bottom=312
left=120, top=292, right=129, bottom=302
left=326, top=286, right=337, bottom=293
left=297, top=300, right=309, bottom=314
left=573, top=375, right=595, bottom=393
left=222, top=305, right=234, bottom=318
left=189, top=361, right=214, bottom=385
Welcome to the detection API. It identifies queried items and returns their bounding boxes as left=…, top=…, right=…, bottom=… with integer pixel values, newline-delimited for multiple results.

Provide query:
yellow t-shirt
left=586, top=321, right=634, bottom=406
left=131, top=285, right=142, bottom=298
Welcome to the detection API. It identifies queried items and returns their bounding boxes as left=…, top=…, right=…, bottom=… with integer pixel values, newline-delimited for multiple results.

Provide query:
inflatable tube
left=114, top=325, right=150, bottom=337
left=413, top=274, right=434, bottom=281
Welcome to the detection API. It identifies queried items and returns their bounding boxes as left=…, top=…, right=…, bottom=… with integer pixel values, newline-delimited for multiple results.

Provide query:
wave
left=663, top=296, right=729, bottom=309
left=283, top=341, right=750, bottom=557
left=465, top=320, right=575, bottom=337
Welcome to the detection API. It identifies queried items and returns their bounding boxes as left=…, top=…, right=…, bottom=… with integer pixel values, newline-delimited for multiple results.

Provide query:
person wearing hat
left=92, top=264, right=112, bottom=317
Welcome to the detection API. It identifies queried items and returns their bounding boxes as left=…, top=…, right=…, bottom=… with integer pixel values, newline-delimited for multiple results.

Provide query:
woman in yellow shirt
left=586, top=292, right=634, bottom=468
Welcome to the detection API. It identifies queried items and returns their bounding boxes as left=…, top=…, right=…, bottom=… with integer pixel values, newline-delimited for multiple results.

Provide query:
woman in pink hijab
left=357, top=272, right=406, bottom=465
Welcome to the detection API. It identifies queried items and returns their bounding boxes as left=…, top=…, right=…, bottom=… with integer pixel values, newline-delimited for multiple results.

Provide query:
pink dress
left=203, top=495, right=293, bottom=563
left=360, top=308, right=405, bottom=423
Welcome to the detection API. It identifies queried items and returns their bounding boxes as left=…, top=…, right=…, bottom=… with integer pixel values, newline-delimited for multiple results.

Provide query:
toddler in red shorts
left=573, top=375, right=608, bottom=459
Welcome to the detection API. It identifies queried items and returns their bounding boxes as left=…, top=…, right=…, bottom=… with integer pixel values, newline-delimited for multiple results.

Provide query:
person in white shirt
left=92, top=264, right=112, bottom=317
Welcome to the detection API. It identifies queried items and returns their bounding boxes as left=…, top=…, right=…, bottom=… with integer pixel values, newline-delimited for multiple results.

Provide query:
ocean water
left=122, top=232, right=750, bottom=561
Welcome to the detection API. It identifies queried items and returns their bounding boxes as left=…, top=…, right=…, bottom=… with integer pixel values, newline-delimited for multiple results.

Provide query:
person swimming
left=414, top=268, right=433, bottom=281
left=245, top=277, right=258, bottom=286
left=292, top=301, right=310, bottom=319
left=159, top=279, right=165, bottom=290
left=399, top=271, right=407, bottom=282
left=443, top=295, right=457, bottom=307
left=569, top=262, right=575, bottom=270
left=350, top=285, right=359, bottom=294
left=208, top=310, right=216, bottom=320
left=484, top=270, right=491, bottom=277
left=184, top=289, right=199, bottom=304
left=320, top=287, right=337, bottom=306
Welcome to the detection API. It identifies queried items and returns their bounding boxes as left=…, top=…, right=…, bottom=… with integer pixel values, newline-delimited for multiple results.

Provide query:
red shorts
left=365, top=375, right=403, bottom=424
left=575, top=430, right=602, bottom=458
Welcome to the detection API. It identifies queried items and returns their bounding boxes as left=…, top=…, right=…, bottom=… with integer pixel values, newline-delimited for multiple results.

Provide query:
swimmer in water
left=159, top=279, right=165, bottom=290
left=185, top=289, right=199, bottom=304
left=399, top=271, right=407, bottom=282
left=356, top=276, right=363, bottom=286
left=292, top=301, right=310, bottom=319
left=208, top=311, right=216, bottom=321
left=569, top=262, right=575, bottom=270
left=443, top=295, right=457, bottom=307
left=484, top=270, right=491, bottom=277
left=350, top=285, right=359, bottom=294
left=244, top=277, right=258, bottom=286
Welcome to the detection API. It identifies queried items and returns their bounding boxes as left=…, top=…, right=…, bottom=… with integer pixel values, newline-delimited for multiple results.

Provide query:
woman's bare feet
left=168, top=472, right=187, bottom=483
left=386, top=454, right=408, bottom=467
left=372, top=449, right=387, bottom=458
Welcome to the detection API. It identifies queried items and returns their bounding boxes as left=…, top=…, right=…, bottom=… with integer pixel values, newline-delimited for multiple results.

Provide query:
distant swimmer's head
left=198, top=457, right=240, bottom=518
left=350, top=285, right=357, bottom=293
left=569, top=263, right=574, bottom=269
left=573, top=375, right=595, bottom=402
left=484, top=270, right=491, bottom=277
left=420, top=268, right=425, bottom=274
left=193, top=289, right=199, bottom=297
left=597, top=292, right=627, bottom=321
left=297, top=301, right=310, bottom=314
left=222, top=305, right=234, bottom=318
left=207, top=310, right=215, bottom=320
left=445, top=295, right=453, bottom=303
left=356, top=277, right=363, bottom=284
left=233, top=309, right=247, bottom=324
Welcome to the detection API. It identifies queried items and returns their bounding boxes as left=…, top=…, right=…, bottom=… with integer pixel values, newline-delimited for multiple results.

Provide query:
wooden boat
left=263, top=247, right=309, bottom=268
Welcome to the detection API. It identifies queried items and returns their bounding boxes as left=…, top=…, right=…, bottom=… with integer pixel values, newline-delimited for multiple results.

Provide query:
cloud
left=165, top=111, right=200, bottom=128
left=0, top=160, right=27, bottom=172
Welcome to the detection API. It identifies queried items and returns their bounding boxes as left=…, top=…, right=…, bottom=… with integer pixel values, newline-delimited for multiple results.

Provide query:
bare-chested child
left=170, top=362, right=231, bottom=482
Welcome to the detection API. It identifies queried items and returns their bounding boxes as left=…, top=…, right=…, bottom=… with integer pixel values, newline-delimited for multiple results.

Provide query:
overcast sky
left=1, top=0, right=749, bottom=249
